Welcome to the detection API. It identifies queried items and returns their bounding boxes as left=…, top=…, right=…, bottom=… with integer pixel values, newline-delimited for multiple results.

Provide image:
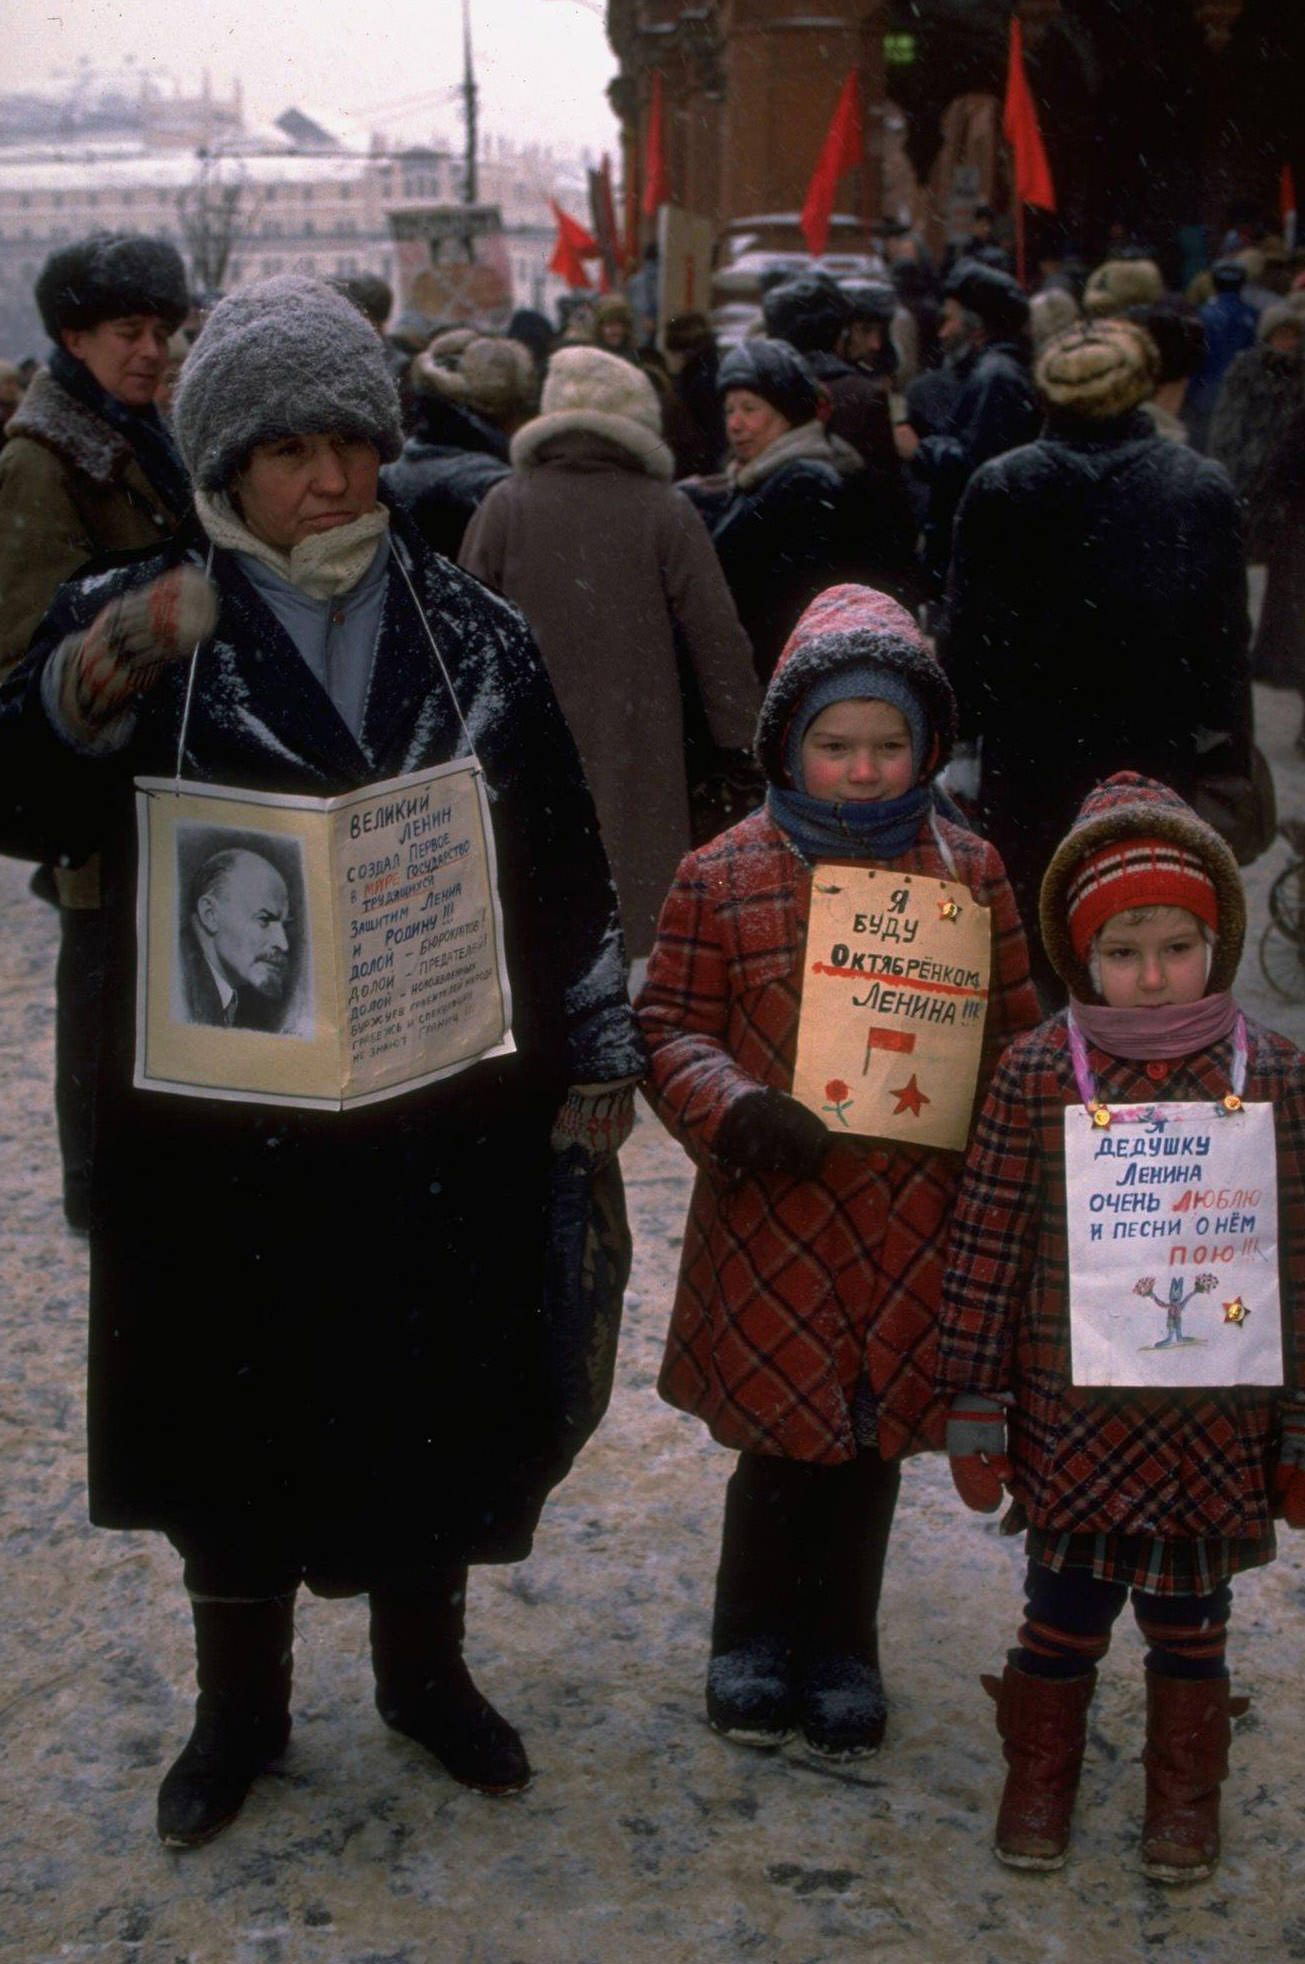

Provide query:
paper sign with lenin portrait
left=133, top=758, right=513, bottom=1110
left=792, top=867, right=991, bottom=1152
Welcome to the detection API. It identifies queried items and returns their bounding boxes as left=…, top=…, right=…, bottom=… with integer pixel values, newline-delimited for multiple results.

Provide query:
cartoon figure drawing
left=1133, top=1271, right=1219, bottom=1347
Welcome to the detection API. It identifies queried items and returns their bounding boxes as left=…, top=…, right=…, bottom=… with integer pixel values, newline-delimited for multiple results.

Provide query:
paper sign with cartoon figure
left=791, top=867, right=991, bottom=1151
left=134, top=758, right=514, bottom=1111
left=1064, top=1099, right=1283, bottom=1387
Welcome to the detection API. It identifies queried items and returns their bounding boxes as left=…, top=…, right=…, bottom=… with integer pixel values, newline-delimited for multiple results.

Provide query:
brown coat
left=460, top=429, right=759, bottom=957
left=0, top=367, right=181, bottom=677
left=0, top=367, right=183, bottom=905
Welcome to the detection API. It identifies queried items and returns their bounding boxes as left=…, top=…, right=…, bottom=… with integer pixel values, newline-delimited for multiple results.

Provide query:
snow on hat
left=413, top=334, right=535, bottom=424
left=717, top=338, right=822, bottom=427
left=943, top=259, right=1030, bottom=339
left=173, top=274, right=402, bottom=491
left=509, top=345, right=672, bottom=479
left=1036, top=319, right=1159, bottom=419
left=1082, top=257, right=1165, bottom=318
left=840, top=279, right=898, bottom=327
left=761, top=275, right=853, bottom=355
left=755, top=584, right=954, bottom=789
left=1040, top=773, right=1244, bottom=996
left=36, top=232, right=189, bottom=341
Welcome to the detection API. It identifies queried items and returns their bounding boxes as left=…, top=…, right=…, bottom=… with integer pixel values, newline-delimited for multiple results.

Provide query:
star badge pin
left=889, top=1073, right=930, bottom=1118
left=1222, top=1297, right=1250, bottom=1326
left=938, top=897, right=962, bottom=921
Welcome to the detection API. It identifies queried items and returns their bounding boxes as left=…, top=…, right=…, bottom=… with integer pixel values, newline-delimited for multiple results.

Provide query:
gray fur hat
left=36, top=232, right=189, bottom=341
left=173, top=274, right=402, bottom=491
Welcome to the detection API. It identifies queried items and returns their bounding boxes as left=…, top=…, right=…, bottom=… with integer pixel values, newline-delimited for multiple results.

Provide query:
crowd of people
left=0, top=210, right=1303, bottom=1892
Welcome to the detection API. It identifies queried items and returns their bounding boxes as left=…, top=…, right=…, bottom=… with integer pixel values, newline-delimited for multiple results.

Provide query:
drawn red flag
left=1002, top=16, right=1056, bottom=213
left=800, top=70, right=863, bottom=260
left=642, top=72, right=670, bottom=216
left=549, top=201, right=598, bottom=290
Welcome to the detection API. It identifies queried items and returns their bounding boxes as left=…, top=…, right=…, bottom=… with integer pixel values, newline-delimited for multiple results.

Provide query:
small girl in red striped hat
left=939, top=770, right=1305, bottom=1883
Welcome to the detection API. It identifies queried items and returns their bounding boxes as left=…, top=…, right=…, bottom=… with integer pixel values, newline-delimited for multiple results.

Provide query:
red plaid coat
left=638, top=806, right=1039, bottom=1462
left=939, top=1016, right=1305, bottom=1542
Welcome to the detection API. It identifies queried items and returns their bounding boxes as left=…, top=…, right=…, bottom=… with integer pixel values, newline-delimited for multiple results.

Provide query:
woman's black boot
left=369, top=1568, right=531, bottom=1795
left=156, top=1593, right=295, bottom=1848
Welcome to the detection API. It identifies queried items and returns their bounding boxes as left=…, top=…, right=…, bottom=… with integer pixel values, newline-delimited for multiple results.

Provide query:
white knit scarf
left=195, top=490, right=391, bottom=599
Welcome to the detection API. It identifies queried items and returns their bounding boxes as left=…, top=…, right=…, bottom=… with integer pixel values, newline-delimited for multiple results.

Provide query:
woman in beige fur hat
left=461, top=346, right=761, bottom=957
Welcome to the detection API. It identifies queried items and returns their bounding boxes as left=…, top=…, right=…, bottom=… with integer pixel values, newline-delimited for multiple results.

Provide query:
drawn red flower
left=825, top=1079, right=850, bottom=1104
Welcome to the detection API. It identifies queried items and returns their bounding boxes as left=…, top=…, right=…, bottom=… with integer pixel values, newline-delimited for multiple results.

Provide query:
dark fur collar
left=7, top=366, right=131, bottom=487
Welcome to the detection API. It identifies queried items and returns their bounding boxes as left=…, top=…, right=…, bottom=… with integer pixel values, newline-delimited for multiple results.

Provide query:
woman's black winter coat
left=0, top=510, right=644, bottom=1589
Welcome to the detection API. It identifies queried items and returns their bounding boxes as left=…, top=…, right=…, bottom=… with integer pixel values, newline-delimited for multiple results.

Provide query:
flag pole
left=1015, top=199, right=1026, bottom=288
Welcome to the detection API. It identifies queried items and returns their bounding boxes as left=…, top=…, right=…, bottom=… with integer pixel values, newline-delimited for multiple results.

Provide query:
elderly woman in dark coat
left=682, top=338, right=879, bottom=683
left=0, top=276, right=644, bottom=1846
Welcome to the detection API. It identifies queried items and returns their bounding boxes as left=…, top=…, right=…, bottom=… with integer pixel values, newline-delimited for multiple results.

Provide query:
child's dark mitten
left=714, top=1087, right=831, bottom=1181
left=1273, top=1407, right=1305, bottom=1530
left=945, top=1392, right=1013, bottom=1513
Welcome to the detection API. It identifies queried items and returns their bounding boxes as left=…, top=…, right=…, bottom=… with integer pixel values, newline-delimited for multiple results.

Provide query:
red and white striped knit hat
left=1066, top=837, right=1219, bottom=959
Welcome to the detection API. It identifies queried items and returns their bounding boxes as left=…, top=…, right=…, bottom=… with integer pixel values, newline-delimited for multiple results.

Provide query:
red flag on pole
left=1282, top=163, right=1298, bottom=250
left=800, top=70, right=864, bottom=260
left=549, top=201, right=598, bottom=290
left=642, top=72, right=670, bottom=217
left=1003, top=17, right=1056, bottom=214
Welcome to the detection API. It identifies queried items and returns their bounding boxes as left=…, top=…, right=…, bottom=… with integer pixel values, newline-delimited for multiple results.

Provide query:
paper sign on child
left=791, top=866, right=991, bottom=1152
left=133, top=757, right=514, bottom=1110
left=1064, top=1099, right=1283, bottom=1388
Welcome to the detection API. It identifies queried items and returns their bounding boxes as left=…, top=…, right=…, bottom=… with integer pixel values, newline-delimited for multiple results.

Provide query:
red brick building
left=605, top=1, right=1305, bottom=277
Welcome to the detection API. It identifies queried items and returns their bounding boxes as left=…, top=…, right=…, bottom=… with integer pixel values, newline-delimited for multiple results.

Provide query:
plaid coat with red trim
left=939, top=1015, right=1305, bottom=1540
left=638, top=806, right=1039, bottom=1462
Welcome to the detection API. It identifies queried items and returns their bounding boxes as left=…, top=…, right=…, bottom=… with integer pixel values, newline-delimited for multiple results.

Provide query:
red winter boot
left=984, top=1663, right=1097, bottom=1870
left=1140, top=1674, right=1242, bottom=1883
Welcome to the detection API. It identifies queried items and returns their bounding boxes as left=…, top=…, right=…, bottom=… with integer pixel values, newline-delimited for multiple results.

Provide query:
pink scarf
left=1068, top=991, right=1240, bottom=1062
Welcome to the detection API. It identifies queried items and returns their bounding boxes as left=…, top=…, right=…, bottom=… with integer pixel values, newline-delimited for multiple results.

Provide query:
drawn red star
left=889, top=1073, right=930, bottom=1117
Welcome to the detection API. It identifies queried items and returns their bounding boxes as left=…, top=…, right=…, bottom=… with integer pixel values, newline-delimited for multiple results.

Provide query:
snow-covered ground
left=3, top=686, right=1305, bottom=1964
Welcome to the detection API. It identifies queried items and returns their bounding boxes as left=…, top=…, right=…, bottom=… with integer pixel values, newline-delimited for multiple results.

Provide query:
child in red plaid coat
left=636, top=583, right=1039, bottom=1760
left=939, top=772, right=1305, bottom=1882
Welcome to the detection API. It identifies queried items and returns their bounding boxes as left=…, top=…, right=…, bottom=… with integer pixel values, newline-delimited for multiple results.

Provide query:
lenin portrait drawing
left=174, top=826, right=312, bottom=1038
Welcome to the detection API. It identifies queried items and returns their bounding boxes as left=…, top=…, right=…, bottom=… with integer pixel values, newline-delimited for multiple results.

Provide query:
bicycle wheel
left=1269, top=859, right=1305, bottom=941
left=1259, top=919, right=1305, bottom=1002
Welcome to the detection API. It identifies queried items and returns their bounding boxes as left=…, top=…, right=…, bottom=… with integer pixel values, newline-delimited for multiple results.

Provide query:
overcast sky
left=10, top=0, right=621, bottom=158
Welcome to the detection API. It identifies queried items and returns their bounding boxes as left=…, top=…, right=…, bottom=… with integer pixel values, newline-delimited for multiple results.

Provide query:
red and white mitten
left=550, top=1079, right=638, bottom=1160
left=945, top=1392, right=1013, bottom=1514
left=54, top=567, right=217, bottom=744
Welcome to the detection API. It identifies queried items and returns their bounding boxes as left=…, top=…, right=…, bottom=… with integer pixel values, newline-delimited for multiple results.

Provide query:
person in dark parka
left=939, top=318, right=1252, bottom=1001
left=683, top=338, right=889, bottom=683
left=0, top=276, right=644, bottom=1847
left=762, top=275, right=917, bottom=597
left=907, top=259, right=1041, bottom=594
left=381, top=334, right=532, bottom=560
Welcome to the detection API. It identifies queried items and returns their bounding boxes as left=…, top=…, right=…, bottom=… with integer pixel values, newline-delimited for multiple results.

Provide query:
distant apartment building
left=0, top=79, right=593, bottom=354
